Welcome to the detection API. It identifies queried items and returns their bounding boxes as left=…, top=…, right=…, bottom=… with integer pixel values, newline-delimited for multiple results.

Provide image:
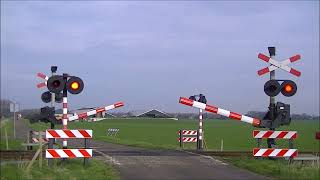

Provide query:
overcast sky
left=1, top=1, right=319, bottom=115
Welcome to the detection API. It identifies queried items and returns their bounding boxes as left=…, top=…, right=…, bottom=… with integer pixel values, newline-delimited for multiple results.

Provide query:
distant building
left=136, top=109, right=173, bottom=118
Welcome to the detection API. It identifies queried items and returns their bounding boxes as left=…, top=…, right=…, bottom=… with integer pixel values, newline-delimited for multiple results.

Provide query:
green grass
left=26, top=118, right=319, bottom=179
left=0, top=159, right=119, bottom=180
left=224, top=156, right=319, bottom=180
left=0, top=118, right=23, bottom=150
left=28, top=118, right=319, bottom=152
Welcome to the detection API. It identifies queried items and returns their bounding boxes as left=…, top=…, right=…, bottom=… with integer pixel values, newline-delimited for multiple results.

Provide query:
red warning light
left=66, top=76, right=84, bottom=94
left=70, top=82, right=80, bottom=90
left=284, top=84, right=293, bottom=93
left=281, top=80, right=297, bottom=97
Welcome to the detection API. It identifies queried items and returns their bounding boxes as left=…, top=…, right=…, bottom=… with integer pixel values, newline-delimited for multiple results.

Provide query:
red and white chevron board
left=179, top=130, right=198, bottom=135
left=253, top=148, right=298, bottom=158
left=32, top=137, right=48, bottom=143
left=179, top=97, right=261, bottom=127
left=36, top=73, right=49, bottom=88
left=257, top=53, right=301, bottom=77
left=253, top=130, right=297, bottom=139
left=178, top=137, right=197, bottom=143
left=46, top=129, right=92, bottom=139
left=68, top=102, right=124, bottom=121
left=46, top=149, right=92, bottom=158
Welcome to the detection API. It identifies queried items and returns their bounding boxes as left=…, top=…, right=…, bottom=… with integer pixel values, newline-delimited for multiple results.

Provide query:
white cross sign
left=257, top=53, right=301, bottom=77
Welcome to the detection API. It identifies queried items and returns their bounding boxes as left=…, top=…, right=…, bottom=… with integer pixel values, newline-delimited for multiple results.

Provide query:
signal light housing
left=55, top=92, right=63, bottom=103
left=264, top=80, right=297, bottom=97
left=264, top=80, right=281, bottom=97
left=47, top=75, right=65, bottom=93
left=40, top=106, right=58, bottom=124
left=66, top=76, right=84, bottom=94
left=281, top=80, right=297, bottom=97
left=41, top=91, right=52, bottom=103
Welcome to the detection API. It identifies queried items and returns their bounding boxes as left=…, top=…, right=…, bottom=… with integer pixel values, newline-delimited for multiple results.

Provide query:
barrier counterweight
left=179, top=97, right=261, bottom=127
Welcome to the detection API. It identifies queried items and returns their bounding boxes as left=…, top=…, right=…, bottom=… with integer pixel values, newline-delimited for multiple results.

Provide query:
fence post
left=39, top=132, right=42, bottom=169
left=5, top=128, right=9, bottom=150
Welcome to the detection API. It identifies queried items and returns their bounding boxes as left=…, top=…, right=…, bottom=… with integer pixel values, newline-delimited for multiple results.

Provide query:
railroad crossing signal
left=47, top=75, right=84, bottom=94
left=257, top=53, right=301, bottom=77
left=264, top=80, right=297, bottom=97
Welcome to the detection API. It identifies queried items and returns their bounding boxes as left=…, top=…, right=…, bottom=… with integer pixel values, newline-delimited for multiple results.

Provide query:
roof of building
left=136, top=109, right=172, bottom=118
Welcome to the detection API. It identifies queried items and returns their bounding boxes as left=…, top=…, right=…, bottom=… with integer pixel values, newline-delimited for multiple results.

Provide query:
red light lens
left=70, top=82, right=79, bottom=90
left=284, top=85, right=292, bottom=92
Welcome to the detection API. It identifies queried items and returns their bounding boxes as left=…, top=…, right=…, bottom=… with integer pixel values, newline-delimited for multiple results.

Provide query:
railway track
left=1, top=150, right=318, bottom=160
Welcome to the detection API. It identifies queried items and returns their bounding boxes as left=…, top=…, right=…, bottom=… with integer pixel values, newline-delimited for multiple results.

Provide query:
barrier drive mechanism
left=253, top=130, right=298, bottom=158
left=178, top=130, right=198, bottom=148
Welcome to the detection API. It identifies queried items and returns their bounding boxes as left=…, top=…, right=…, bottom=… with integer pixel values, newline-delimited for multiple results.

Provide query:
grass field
left=0, top=118, right=23, bottom=150
left=224, top=156, right=319, bottom=180
left=29, top=118, right=319, bottom=152
left=26, top=118, right=319, bottom=179
left=0, top=159, right=119, bottom=180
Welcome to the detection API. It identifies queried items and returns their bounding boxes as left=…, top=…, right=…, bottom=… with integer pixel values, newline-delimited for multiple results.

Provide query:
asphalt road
left=70, top=139, right=270, bottom=180
left=15, top=119, right=269, bottom=180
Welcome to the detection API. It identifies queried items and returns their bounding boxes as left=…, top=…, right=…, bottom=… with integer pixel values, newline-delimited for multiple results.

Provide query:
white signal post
left=198, top=109, right=203, bottom=150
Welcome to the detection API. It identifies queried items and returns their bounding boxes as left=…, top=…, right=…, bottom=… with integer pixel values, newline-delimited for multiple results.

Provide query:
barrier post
left=179, top=130, right=183, bottom=148
left=84, top=138, right=88, bottom=166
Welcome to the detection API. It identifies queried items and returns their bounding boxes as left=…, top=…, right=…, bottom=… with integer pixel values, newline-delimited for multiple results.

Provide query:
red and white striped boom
left=68, top=102, right=124, bottom=121
left=179, top=97, right=261, bottom=127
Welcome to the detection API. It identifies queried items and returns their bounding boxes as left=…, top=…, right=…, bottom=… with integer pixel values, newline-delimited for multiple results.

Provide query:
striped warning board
left=178, top=137, right=197, bottom=143
left=46, top=149, right=92, bottom=158
left=46, top=129, right=92, bottom=139
left=253, top=148, right=298, bottom=158
left=179, top=130, right=198, bottom=136
left=253, top=130, right=297, bottom=139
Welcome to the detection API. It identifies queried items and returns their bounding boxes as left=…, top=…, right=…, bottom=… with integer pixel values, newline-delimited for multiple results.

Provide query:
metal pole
left=268, top=47, right=276, bottom=148
left=62, top=73, right=68, bottom=150
left=198, top=109, right=203, bottom=150
left=84, top=139, right=88, bottom=166
left=13, top=103, right=16, bottom=139
left=48, top=66, right=56, bottom=167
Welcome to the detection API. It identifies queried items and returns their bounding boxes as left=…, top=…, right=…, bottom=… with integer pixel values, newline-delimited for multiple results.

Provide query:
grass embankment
left=1, top=119, right=119, bottom=180
left=224, top=156, right=319, bottom=180
left=0, top=118, right=23, bottom=150
left=28, top=118, right=319, bottom=152
left=26, top=118, right=319, bottom=179
left=0, top=159, right=119, bottom=180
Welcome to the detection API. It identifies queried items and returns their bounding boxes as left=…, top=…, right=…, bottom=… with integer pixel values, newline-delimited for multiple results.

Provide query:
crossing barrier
left=253, top=130, right=298, bottom=158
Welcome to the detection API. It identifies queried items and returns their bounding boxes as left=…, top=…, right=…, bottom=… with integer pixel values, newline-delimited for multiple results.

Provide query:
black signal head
left=264, top=80, right=281, bottom=97
left=41, top=91, right=52, bottom=103
left=66, top=76, right=84, bottom=94
left=47, top=75, right=64, bottom=93
left=281, top=80, right=297, bottom=97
